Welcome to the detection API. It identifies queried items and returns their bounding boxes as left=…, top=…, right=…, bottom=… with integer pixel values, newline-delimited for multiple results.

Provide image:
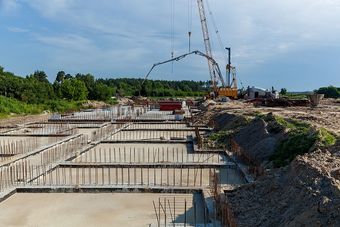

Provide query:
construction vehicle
left=141, top=0, right=238, bottom=99
left=196, top=0, right=238, bottom=99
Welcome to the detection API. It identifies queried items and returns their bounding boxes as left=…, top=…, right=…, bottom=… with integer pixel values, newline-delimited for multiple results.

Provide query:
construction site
left=0, top=0, right=339, bottom=227
left=0, top=96, right=338, bottom=226
left=0, top=105, right=245, bottom=226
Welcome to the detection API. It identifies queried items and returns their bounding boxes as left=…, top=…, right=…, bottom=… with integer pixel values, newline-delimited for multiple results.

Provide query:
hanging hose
left=187, top=0, right=193, bottom=52
left=171, top=0, right=175, bottom=73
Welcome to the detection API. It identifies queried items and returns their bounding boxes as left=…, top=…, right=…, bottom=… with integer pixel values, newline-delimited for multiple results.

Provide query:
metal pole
left=226, top=47, right=231, bottom=87
left=184, top=199, right=187, bottom=227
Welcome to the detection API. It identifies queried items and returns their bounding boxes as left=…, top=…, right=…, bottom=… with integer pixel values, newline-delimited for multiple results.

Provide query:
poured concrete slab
left=0, top=193, right=204, bottom=227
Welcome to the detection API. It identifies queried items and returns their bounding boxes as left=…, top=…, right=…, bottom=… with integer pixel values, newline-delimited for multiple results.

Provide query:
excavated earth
left=193, top=99, right=340, bottom=226
left=225, top=150, right=340, bottom=227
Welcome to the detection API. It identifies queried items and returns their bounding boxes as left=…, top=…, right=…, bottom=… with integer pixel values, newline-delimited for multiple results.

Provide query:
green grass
left=43, top=100, right=83, bottom=113
left=317, top=128, right=337, bottom=146
left=244, top=112, right=337, bottom=167
left=208, top=130, right=234, bottom=149
left=281, top=92, right=309, bottom=99
left=104, top=98, right=119, bottom=105
left=0, top=96, right=87, bottom=118
left=0, top=96, right=44, bottom=117
left=207, top=112, right=337, bottom=166
left=271, top=127, right=317, bottom=167
left=270, top=119, right=337, bottom=167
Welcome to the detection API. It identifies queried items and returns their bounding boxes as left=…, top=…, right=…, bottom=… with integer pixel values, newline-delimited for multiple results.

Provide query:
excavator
left=141, top=0, right=238, bottom=99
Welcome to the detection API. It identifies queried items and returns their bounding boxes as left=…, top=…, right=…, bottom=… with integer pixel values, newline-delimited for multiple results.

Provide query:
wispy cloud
left=34, top=34, right=93, bottom=50
left=1, top=0, right=339, bottom=89
left=7, top=26, right=29, bottom=33
left=23, top=0, right=75, bottom=17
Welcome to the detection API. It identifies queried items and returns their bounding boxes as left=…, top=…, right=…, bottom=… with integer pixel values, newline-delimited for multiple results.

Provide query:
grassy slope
left=0, top=96, right=84, bottom=118
left=207, top=112, right=337, bottom=167
left=268, top=116, right=337, bottom=167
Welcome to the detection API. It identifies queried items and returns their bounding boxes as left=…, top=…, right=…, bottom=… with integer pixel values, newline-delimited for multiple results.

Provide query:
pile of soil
left=117, top=97, right=134, bottom=105
left=209, top=112, right=248, bottom=131
left=232, top=117, right=284, bottom=167
left=225, top=149, right=340, bottom=227
left=81, top=100, right=109, bottom=109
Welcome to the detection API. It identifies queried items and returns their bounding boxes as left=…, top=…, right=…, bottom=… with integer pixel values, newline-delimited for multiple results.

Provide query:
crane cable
left=171, top=0, right=175, bottom=73
left=187, top=0, right=193, bottom=52
left=205, top=0, right=228, bottom=64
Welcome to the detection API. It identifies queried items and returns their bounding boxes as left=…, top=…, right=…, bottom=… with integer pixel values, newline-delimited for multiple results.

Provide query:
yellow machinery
left=196, top=1, right=238, bottom=99
left=219, top=87, right=238, bottom=99
left=141, top=0, right=238, bottom=99
left=217, top=60, right=238, bottom=99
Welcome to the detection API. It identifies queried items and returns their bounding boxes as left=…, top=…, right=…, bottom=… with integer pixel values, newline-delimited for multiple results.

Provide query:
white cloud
left=4, top=0, right=340, bottom=85
left=207, top=0, right=340, bottom=63
left=24, top=0, right=75, bottom=17
left=7, top=26, right=28, bottom=33
left=34, top=34, right=93, bottom=50
left=0, top=0, right=20, bottom=13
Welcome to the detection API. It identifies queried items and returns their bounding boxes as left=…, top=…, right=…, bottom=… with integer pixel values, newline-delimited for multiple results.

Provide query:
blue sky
left=0, top=0, right=339, bottom=91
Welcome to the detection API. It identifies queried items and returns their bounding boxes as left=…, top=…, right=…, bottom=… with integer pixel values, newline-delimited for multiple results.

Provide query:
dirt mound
left=118, top=97, right=134, bottom=105
left=225, top=149, right=340, bottom=227
left=232, top=117, right=284, bottom=167
left=81, top=100, right=109, bottom=109
left=209, top=112, right=248, bottom=131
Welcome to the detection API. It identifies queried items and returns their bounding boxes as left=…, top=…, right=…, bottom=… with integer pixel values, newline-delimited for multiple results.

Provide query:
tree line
left=0, top=66, right=210, bottom=105
left=2, top=65, right=336, bottom=105
left=315, top=86, right=340, bottom=99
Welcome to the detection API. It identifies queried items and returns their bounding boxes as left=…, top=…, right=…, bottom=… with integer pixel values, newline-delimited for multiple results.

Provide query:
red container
left=159, top=101, right=182, bottom=111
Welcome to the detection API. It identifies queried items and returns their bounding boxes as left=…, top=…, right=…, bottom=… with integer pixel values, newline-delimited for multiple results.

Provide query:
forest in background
left=0, top=67, right=209, bottom=116
left=0, top=66, right=338, bottom=117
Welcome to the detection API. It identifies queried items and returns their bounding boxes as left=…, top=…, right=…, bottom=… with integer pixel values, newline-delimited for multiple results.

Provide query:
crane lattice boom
left=196, top=0, right=225, bottom=88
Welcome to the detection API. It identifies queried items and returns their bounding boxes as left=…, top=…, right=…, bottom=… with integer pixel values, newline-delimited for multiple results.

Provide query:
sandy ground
left=0, top=114, right=49, bottom=127
left=206, top=100, right=340, bottom=135
left=0, top=193, right=204, bottom=227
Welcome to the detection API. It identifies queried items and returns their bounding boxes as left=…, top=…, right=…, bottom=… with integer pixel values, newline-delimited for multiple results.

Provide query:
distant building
left=246, top=86, right=279, bottom=99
